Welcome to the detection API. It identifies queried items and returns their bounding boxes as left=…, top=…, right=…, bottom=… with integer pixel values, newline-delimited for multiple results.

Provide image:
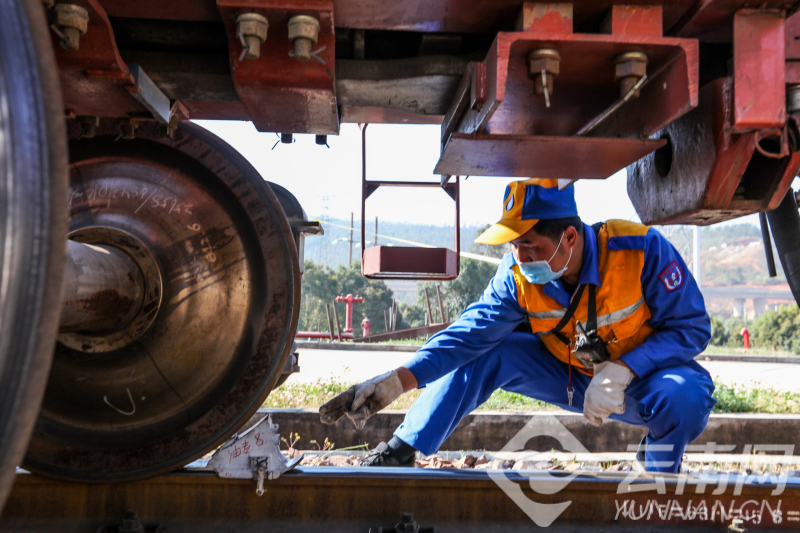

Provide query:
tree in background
left=299, top=260, right=400, bottom=336
left=750, top=305, right=800, bottom=354
left=707, top=306, right=800, bottom=354
left=709, top=316, right=730, bottom=346
left=409, top=225, right=509, bottom=326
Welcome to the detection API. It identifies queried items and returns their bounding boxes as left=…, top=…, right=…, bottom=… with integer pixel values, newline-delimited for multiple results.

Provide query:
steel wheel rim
left=24, top=121, right=300, bottom=481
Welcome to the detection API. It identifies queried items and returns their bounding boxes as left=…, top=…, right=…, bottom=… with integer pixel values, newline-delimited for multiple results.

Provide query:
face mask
left=517, top=231, right=573, bottom=285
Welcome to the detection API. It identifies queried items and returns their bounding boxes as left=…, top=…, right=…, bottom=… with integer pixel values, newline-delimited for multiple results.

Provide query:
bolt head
left=53, top=3, right=89, bottom=34
left=288, top=15, right=320, bottom=45
left=615, top=60, right=647, bottom=80
left=526, top=49, right=560, bottom=80
left=613, top=51, right=648, bottom=80
left=527, top=56, right=560, bottom=78
left=236, top=13, right=268, bottom=41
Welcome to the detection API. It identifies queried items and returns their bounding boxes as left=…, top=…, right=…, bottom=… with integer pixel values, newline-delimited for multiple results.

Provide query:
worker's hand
left=582, top=361, right=634, bottom=427
left=318, top=370, right=404, bottom=430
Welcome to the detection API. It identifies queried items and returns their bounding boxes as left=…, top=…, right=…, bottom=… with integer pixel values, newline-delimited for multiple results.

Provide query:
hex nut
left=614, top=59, right=647, bottom=80
left=288, top=15, right=320, bottom=61
left=52, top=3, right=89, bottom=51
left=613, top=52, right=648, bottom=98
left=116, top=118, right=138, bottom=140
left=526, top=49, right=560, bottom=97
left=77, top=115, right=99, bottom=139
left=236, top=13, right=269, bottom=60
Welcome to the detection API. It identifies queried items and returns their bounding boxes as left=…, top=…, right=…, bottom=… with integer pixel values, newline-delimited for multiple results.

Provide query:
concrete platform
left=245, top=409, right=800, bottom=455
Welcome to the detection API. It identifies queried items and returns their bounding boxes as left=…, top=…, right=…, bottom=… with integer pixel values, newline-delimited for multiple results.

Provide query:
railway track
left=2, top=466, right=798, bottom=532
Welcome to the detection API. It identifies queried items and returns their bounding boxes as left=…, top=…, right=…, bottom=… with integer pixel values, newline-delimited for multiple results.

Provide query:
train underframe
left=3, top=0, right=800, bottom=530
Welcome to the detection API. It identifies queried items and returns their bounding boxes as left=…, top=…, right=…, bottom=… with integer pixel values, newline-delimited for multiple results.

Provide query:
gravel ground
left=287, top=449, right=800, bottom=476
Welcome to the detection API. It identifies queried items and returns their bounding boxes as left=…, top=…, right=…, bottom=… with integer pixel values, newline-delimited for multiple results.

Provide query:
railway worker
left=319, top=178, right=715, bottom=473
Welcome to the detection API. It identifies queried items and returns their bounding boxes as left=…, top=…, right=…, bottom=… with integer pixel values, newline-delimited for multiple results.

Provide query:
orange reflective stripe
left=515, top=220, right=655, bottom=376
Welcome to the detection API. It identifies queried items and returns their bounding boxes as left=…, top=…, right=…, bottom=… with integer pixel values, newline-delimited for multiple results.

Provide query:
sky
left=196, top=120, right=771, bottom=229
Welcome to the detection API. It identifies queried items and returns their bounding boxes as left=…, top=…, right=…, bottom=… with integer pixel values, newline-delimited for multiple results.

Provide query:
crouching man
left=319, top=178, right=715, bottom=472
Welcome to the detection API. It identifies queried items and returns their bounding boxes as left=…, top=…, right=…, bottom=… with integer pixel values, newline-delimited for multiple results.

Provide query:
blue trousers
left=394, top=332, right=716, bottom=473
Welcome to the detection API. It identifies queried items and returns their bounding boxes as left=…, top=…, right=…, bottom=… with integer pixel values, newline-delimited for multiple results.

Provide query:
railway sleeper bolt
left=116, top=118, right=138, bottom=141
left=288, top=15, right=320, bottom=61
left=51, top=3, right=89, bottom=52
left=251, top=457, right=269, bottom=496
left=119, top=510, right=145, bottom=533
left=235, top=13, right=268, bottom=61
left=614, top=51, right=648, bottom=99
left=396, top=513, right=419, bottom=533
left=77, top=115, right=99, bottom=139
left=728, top=518, right=748, bottom=532
left=526, top=48, right=560, bottom=108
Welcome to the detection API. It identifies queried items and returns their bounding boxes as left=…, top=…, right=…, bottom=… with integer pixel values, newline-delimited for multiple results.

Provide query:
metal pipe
left=766, top=189, right=800, bottom=304
left=692, top=225, right=702, bottom=287
left=759, top=212, right=777, bottom=277
left=60, top=240, right=145, bottom=333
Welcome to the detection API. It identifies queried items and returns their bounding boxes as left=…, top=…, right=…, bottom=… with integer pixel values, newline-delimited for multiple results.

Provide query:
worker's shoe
left=634, top=436, right=684, bottom=473
left=360, top=440, right=416, bottom=467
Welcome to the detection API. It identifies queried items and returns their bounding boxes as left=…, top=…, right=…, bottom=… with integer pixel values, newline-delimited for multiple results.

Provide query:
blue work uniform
left=395, top=221, right=715, bottom=473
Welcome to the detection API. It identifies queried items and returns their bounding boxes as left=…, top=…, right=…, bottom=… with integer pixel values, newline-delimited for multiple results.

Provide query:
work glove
left=319, top=370, right=404, bottom=430
left=582, top=361, right=634, bottom=427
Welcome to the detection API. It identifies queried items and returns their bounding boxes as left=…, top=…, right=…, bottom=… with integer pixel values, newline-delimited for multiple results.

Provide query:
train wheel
left=0, top=0, right=68, bottom=510
left=23, top=120, right=300, bottom=481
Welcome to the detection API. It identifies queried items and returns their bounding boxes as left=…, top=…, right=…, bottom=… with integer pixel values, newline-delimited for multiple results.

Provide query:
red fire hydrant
left=361, top=316, right=372, bottom=337
left=740, top=327, right=750, bottom=349
left=336, top=294, right=364, bottom=334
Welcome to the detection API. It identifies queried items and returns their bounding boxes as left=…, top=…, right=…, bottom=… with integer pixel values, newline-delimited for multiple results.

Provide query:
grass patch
left=264, top=379, right=551, bottom=411
left=712, top=381, right=800, bottom=414
left=701, top=345, right=797, bottom=357
left=265, top=378, right=800, bottom=415
left=372, top=338, right=427, bottom=346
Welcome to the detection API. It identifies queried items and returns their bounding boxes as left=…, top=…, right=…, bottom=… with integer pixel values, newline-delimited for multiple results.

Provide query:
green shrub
left=709, top=316, right=729, bottom=346
left=750, top=305, right=800, bottom=354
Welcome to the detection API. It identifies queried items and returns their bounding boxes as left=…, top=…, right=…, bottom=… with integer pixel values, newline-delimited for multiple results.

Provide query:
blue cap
left=475, top=179, right=578, bottom=245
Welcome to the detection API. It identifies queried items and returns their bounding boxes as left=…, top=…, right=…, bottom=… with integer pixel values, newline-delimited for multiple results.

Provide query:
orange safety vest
left=513, top=220, right=656, bottom=376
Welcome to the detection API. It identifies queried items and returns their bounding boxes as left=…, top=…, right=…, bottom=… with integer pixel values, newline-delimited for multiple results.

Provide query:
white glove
left=318, top=370, right=404, bottom=430
left=582, top=362, right=634, bottom=427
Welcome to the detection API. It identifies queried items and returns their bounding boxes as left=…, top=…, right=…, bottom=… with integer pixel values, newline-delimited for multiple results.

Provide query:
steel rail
left=3, top=467, right=800, bottom=532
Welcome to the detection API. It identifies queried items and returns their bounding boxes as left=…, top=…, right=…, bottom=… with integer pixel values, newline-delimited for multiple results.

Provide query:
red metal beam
left=435, top=133, right=665, bottom=179
left=438, top=5, right=698, bottom=180
left=216, top=0, right=339, bottom=135
left=49, top=0, right=150, bottom=118
left=601, top=4, right=663, bottom=37
left=785, top=11, right=800, bottom=84
left=354, top=322, right=450, bottom=342
left=733, top=9, right=786, bottom=132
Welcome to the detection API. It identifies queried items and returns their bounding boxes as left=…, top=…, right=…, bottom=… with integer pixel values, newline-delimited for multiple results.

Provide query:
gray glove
left=319, top=370, right=404, bottom=430
left=582, top=362, right=634, bottom=427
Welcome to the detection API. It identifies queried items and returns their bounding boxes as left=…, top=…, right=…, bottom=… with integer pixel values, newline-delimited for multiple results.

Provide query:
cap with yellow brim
left=474, top=178, right=578, bottom=246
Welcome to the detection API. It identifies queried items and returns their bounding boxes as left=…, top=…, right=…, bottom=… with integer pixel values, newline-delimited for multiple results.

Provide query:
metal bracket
left=125, top=63, right=170, bottom=124
left=359, top=123, right=460, bottom=280
left=207, top=414, right=303, bottom=496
